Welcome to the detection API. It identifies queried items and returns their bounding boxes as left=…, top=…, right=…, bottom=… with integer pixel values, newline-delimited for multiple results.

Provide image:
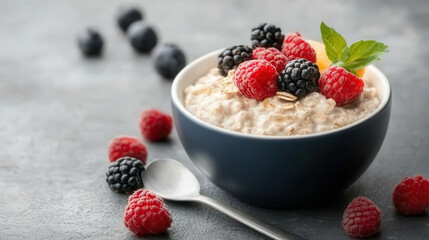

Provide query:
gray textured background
left=1, top=0, right=429, bottom=239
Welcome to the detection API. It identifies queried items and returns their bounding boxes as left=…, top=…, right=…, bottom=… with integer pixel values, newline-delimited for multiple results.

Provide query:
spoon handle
left=192, top=195, right=303, bottom=240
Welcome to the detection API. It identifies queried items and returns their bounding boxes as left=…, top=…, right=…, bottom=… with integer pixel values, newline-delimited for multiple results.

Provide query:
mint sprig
left=320, top=22, right=347, bottom=62
left=320, top=22, right=388, bottom=76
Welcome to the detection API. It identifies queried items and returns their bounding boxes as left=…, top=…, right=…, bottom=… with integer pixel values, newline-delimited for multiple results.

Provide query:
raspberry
left=252, top=47, right=288, bottom=74
left=218, top=45, right=253, bottom=76
left=108, top=135, right=147, bottom=163
left=124, top=189, right=172, bottom=236
left=277, top=58, right=320, bottom=98
left=106, top=157, right=145, bottom=194
left=281, top=32, right=316, bottom=63
left=319, top=66, right=364, bottom=106
left=233, top=60, right=278, bottom=100
left=251, top=23, right=284, bottom=50
left=392, top=174, right=429, bottom=215
left=139, top=110, right=173, bottom=141
left=343, top=197, right=381, bottom=239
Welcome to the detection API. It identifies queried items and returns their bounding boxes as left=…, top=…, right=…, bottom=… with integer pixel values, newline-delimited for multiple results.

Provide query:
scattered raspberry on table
left=392, top=174, right=429, bottom=216
left=281, top=32, right=317, bottom=63
left=342, top=196, right=381, bottom=239
left=124, top=189, right=172, bottom=236
left=108, top=135, right=147, bottom=164
left=139, top=109, right=173, bottom=141
left=233, top=60, right=278, bottom=100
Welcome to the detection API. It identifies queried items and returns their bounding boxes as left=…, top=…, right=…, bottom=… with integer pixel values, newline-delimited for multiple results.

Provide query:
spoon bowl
left=143, top=158, right=200, bottom=200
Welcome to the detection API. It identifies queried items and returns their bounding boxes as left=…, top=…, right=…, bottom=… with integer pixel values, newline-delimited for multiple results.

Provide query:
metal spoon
left=142, top=158, right=302, bottom=240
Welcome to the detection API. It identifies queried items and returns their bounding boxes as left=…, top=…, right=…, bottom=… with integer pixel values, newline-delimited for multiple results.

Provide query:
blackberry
left=277, top=58, right=320, bottom=98
left=251, top=23, right=284, bottom=50
left=77, top=27, right=103, bottom=57
left=217, top=45, right=252, bottom=76
left=106, top=156, right=144, bottom=194
left=117, top=4, right=143, bottom=33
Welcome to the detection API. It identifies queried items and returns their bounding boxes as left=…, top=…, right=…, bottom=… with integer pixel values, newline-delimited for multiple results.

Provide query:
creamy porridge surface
left=183, top=68, right=380, bottom=136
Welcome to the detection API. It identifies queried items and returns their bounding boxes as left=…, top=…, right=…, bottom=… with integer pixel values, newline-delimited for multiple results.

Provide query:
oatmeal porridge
left=183, top=68, right=380, bottom=136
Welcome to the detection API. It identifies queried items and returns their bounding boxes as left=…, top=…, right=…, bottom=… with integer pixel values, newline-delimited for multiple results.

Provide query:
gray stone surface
left=1, top=0, right=428, bottom=239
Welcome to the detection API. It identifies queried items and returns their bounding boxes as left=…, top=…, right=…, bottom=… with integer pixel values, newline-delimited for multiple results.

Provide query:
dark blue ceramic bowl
left=171, top=50, right=391, bottom=208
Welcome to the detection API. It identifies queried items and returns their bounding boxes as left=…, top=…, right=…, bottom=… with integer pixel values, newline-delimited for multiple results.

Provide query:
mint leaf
left=320, top=22, right=388, bottom=76
left=320, top=22, right=348, bottom=62
left=346, top=55, right=381, bottom=70
left=340, top=45, right=351, bottom=63
left=345, top=40, right=388, bottom=70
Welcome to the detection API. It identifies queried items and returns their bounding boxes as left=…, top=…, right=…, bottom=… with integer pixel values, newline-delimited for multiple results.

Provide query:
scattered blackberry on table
left=217, top=45, right=252, bottom=76
left=154, top=43, right=186, bottom=79
left=277, top=58, right=320, bottom=98
left=127, top=21, right=158, bottom=53
left=117, top=4, right=143, bottom=33
left=106, top=157, right=145, bottom=194
left=77, top=27, right=104, bottom=57
left=251, top=23, right=284, bottom=50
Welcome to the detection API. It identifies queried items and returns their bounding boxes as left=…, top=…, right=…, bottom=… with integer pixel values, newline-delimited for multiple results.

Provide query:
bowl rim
left=171, top=49, right=391, bottom=140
